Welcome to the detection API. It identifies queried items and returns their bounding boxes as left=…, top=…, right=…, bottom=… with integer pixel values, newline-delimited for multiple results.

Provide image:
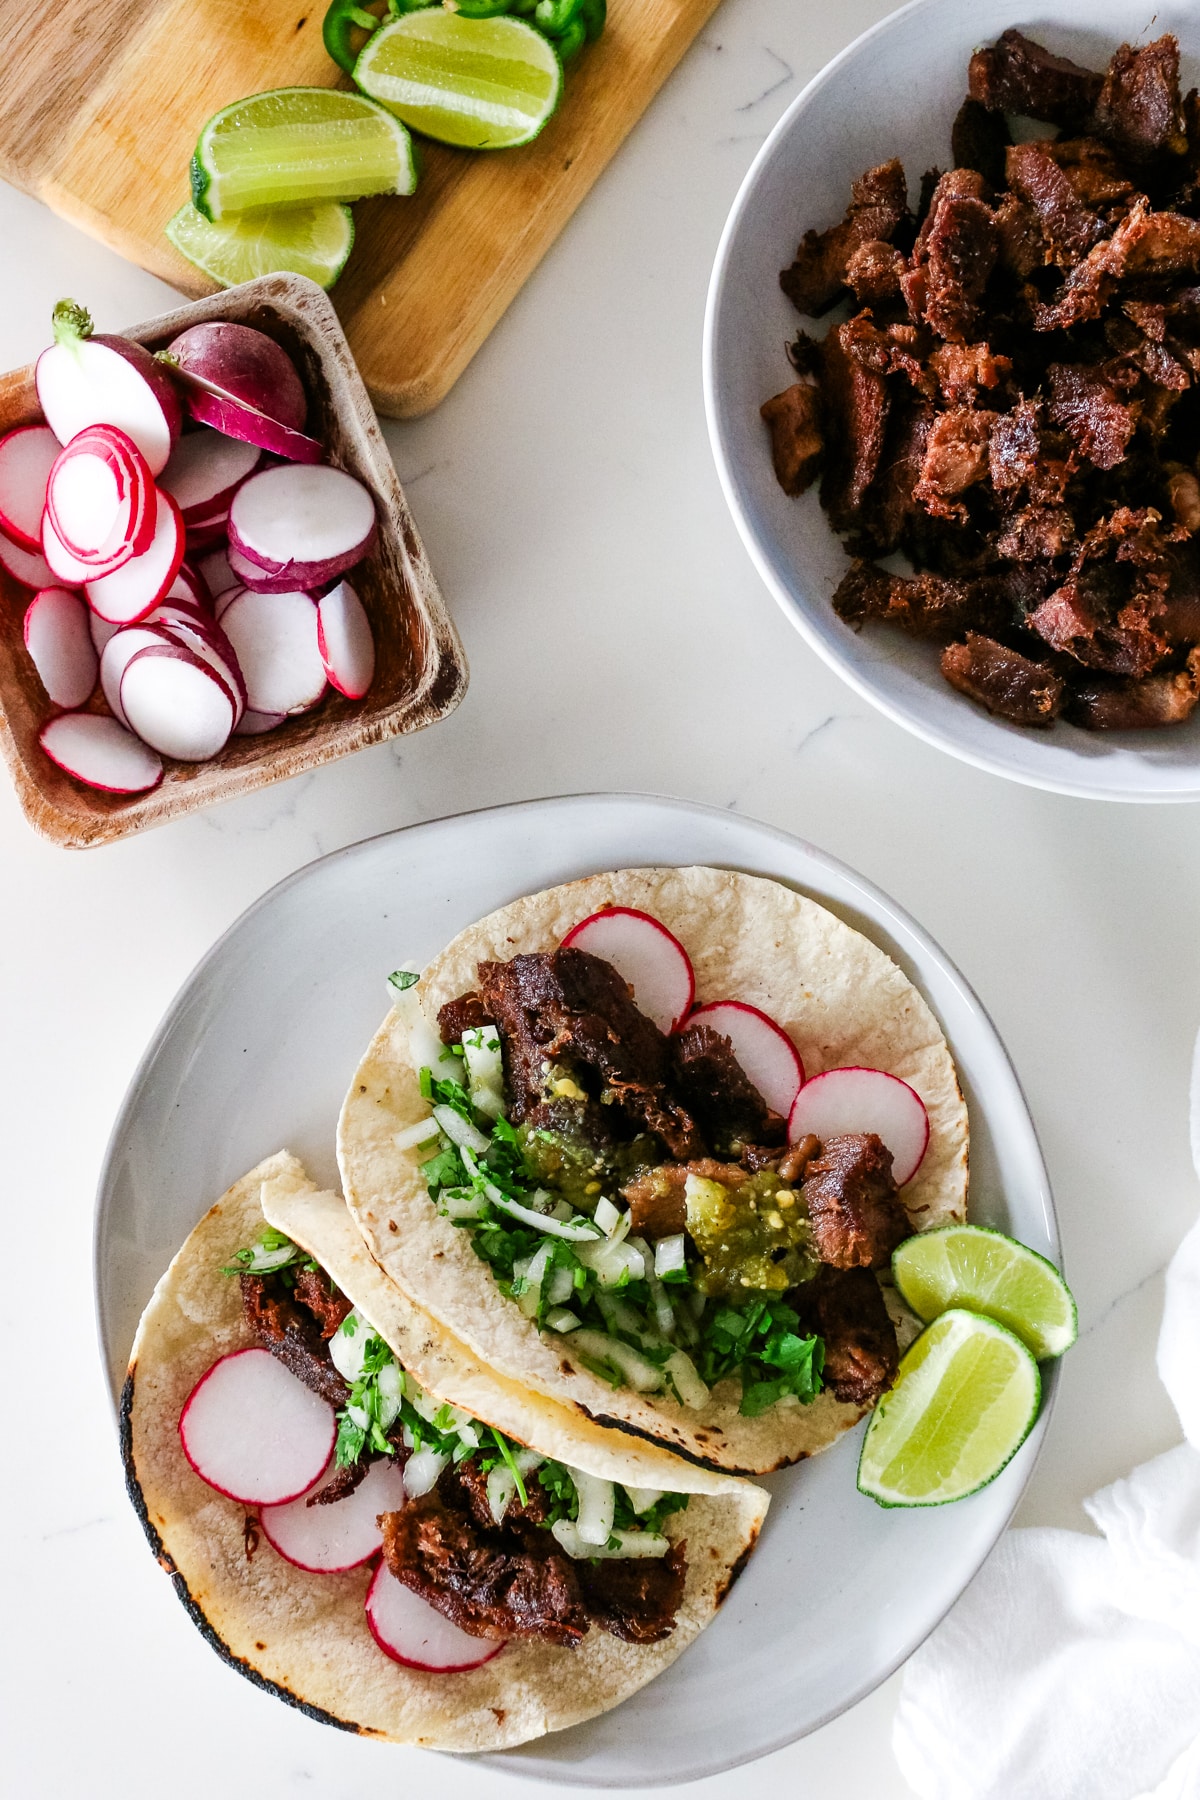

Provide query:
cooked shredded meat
left=438, top=991, right=494, bottom=1045
left=941, top=633, right=1064, bottom=726
left=802, top=1133, right=908, bottom=1271
left=792, top=1266, right=899, bottom=1405
left=760, top=383, right=824, bottom=495
left=576, top=1543, right=688, bottom=1644
left=240, top=1272, right=349, bottom=1408
left=622, top=1157, right=748, bottom=1241
left=780, top=158, right=909, bottom=316
left=672, top=1024, right=785, bottom=1152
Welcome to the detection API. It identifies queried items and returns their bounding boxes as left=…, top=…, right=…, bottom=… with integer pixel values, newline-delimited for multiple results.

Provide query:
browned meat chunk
left=672, top=1023, right=785, bottom=1152
left=1028, top=575, right=1169, bottom=679
left=443, top=1455, right=555, bottom=1533
left=381, top=1495, right=590, bottom=1648
left=967, top=29, right=1102, bottom=131
left=1092, top=36, right=1188, bottom=165
left=951, top=97, right=1011, bottom=188
left=1005, top=141, right=1108, bottom=266
left=1035, top=201, right=1200, bottom=331
left=903, top=170, right=998, bottom=342
left=781, top=158, right=909, bottom=316
left=864, top=394, right=935, bottom=553
left=622, top=1157, right=747, bottom=1241
left=240, top=1273, right=349, bottom=1409
left=929, top=341, right=1009, bottom=407
left=846, top=238, right=907, bottom=305
left=941, top=634, right=1065, bottom=726
left=802, top=1133, right=908, bottom=1271
left=290, top=1266, right=352, bottom=1338
left=1045, top=137, right=1136, bottom=210
left=577, top=1543, right=687, bottom=1645
left=437, top=991, right=494, bottom=1045
left=913, top=407, right=997, bottom=516
left=995, top=504, right=1076, bottom=561
left=1045, top=363, right=1137, bottom=469
left=1067, top=653, right=1200, bottom=728
left=794, top=1265, right=899, bottom=1405
left=760, top=383, right=823, bottom=496
left=987, top=399, right=1041, bottom=491
left=818, top=322, right=891, bottom=531
left=833, top=561, right=1003, bottom=642
left=307, top=1459, right=370, bottom=1507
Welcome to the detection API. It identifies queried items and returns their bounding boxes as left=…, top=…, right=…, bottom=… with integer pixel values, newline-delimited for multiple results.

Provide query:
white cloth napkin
left=891, top=1206, right=1200, bottom=1800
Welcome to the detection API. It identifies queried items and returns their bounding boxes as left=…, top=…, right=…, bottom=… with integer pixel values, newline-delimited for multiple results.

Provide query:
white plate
left=95, top=793, right=1058, bottom=1784
left=704, top=0, right=1200, bottom=802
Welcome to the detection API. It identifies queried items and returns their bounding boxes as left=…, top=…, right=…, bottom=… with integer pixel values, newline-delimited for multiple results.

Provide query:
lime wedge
left=354, top=11, right=562, bottom=150
left=191, top=87, right=417, bottom=220
left=893, top=1225, right=1077, bottom=1360
left=166, top=201, right=355, bottom=290
left=857, top=1309, right=1040, bottom=1507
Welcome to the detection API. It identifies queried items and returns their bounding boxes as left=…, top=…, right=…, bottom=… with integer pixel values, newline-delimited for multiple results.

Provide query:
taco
left=338, top=866, right=969, bottom=1474
left=122, top=1151, right=768, bottom=1752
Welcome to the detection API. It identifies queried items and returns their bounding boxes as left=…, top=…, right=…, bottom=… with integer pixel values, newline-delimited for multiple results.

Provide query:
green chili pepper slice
left=322, top=0, right=383, bottom=75
left=579, top=0, right=604, bottom=41
left=534, top=0, right=583, bottom=37
left=454, top=0, right=515, bottom=13
left=556, top=15, right=586, bottom=59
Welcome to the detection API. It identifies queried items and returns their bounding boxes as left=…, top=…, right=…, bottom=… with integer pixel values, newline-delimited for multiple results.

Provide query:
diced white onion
left=568, top=1329, right=664, bottom=1392
left=624, top=1486, right=664, bottom=1515
left=544, top=1306, right=581, bottom=1332
left=515, top=1449, right=544, bottom=1474
left=571, top=1471, right=615, bottom=1546
left=550, top=1199, right=575, bottom=1223
left=394, top=1114, right=442, bottom=1152
left=392, top=976, right=459, bottom=1084
left=594, top=1195, right=621, bottom=1236
left=241, top=1240, right=299, bottom=1273
left=432, top=1103, right=491, bottom=1155
left=487, top=1464, right=516, bottom=1524
left=440, top=1189, right=488, bottom=1221
left=375, top=1359, right=404, bottom=1430
left=460, top=1148, right=603, bottom=1242
left=577, top=1236, right=646, bottom=1288
left=328, top=1309, right=371, bottom=1381
left=552, top=1520, right=670, bottom=1560
left=403, top=1447, right=449, bottom=1497
left=461, top=1025, right=506, bottom=1120
left=347, top=1402, right=370, bottom=1429
left=664, top=1349, right=709, bottom=1410
left=546, top=1263, right=576, bottom=1306
left=654, top=1233, right=687, bottom=1279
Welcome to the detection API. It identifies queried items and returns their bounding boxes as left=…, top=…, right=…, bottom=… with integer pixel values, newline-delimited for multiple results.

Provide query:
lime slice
left=354, top=11, right=562, bottom=150
left=166, top=201, right=355, bottom=290
left=893, top=1225, right=1077, bottom=1360
left=857, top=1309, right=1040, bottom=1507
left=191, top=87, right=417, bottom=220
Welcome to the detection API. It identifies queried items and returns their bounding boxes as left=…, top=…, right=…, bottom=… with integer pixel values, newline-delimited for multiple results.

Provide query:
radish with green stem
left=36, top=300, right=181, bottom=475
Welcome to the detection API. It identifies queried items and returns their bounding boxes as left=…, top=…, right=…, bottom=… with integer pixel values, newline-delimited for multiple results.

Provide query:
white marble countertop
left=2, top=0, right=1196, bottom=1793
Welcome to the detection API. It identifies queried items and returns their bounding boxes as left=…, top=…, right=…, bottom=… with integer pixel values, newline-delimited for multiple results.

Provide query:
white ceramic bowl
left=704, top=0, right=1200, bottom=802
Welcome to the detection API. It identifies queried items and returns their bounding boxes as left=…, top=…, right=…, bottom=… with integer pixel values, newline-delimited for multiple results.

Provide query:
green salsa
left=685, top=1170, right=818, bottom=1298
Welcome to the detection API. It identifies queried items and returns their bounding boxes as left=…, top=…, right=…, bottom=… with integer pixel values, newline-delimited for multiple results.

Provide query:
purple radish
left=316, top=580, right=375, bottom=699
left=89, top=610, right=121, bottom=656
left=229, top=465, right=376, bottom=589
left=226, top=541, right=323, bottom=595
left=685, top=1001, right=804, bottom=1117
left=165, top=322, right=308, bottom=431
left=233, top=707, right=286, bottom=736
left=180, top=389, right=322, bottom=465
left=119, top=642, right=237, bottom=761
left=44, top=424, right=154, bottom=567
left=0, top=426, right=60, bottom=551
left=562, top=907, right=695, bottom=1033
left=39, top=711, right=163, bottom=793
left=787, top=1067, right=930, bottom=1186
left=198, top=546, right=235, bottom=598
left=100, top=624, right=178, bottom=724
left=178, top=1347, right=336, bottom=1506
left=158, top=426, right=260, bottom=520
left=24, top=587, right=98, bottom=708
left=260, top=1457, right=408, bottom=1573
left=219, top=588, right=326, bottom=714
left=84, top=490, right=185, bottom=625
left=36, top=299, right=181, bottom=475
left=365, top=1562, right=504, bottom=1672
left=0, top=527, right=59, bottom=591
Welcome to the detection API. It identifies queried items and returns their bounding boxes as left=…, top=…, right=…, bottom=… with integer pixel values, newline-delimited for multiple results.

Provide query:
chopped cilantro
left=387, top=969, right=419, bottom=994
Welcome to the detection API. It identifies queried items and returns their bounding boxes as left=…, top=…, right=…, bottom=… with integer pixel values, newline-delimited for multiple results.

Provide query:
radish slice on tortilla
left=36, top=299, right=181, bottom=475
left=316, top=580, right=374, bottom=699
left=158, top=426, right=260, bottom=520
left=261, top=1457, right=408, bottom=1573
left=787, top=1067, right=930, bottom=1186
left=83, top=490, right=185, bottom=625
left=233, top=706, right=286, bottom=736
left=562, top=908, right=695, bottom=1033
left=24, top=587, right=98, bottom=708
left=179, top=1347, right=336, bottom=1506
left=229, top=465, right=376, bottom=590
left=44, top=424, right=154, bottom=567
left=166, top=321, right=308, bottom=432
left=0, top=526, right=58, bottom=591
left=219, top=588, right=325, bottom=714
left=0, top=425, right=60, bottom=551
left=365, top=1562, right=504, bottom=1672
left=119, top=642, right=237, bottom=761
left=101, top=624, right=183, bottom=724
left=686, top=1001, right=804, bottom=1116
left=39, top=711, right=162, bottom=793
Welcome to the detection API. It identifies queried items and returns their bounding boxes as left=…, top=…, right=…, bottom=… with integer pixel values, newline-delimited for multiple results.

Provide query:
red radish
left=36, top=299, right=181, bottom=475
left=180, top=390, right=322, bottom=466
left=42, top=510, right=131, bottom=587
left=365, top=1562, right=504, bottom=1672
left=686, top=1001, right=804, bottom=1116
left=84, top=490, right=185, bottom=625
left=23, top=587, right=98, bottom=708
left=158, top=427, right=260, bottom=520
left=227, top=541, right=319, bottom=596
left=89, top=611, right=120, bottom=656
left=39, top=711, right=162, bottom=793
left=233, top=708, right=286, bottom=736
left=0, top=426, right=60, bottom=551
left=787, top=1067, right=930, bottom=1186
left=179, top=1347, right=335, bottom=1506
left=0, top=527, right=57, bottom=591
left=152, top=612, right=247, bottom=723
left=229, top=465, right=376, bottom=590
left=119, top=643, right=237, bottom=761
left=198, top=546, right=236, bottom=598
left=316, top=580, right=375, bottom=699
left=166, top=321, right=308, bottom=432
left=213, top=582, right=244, bottom=621
left=562, top=908, right=695, bottom=1033
left=164, top=562, right=210, bottom=608
left=100, top=624, right=179, bottom=724
left=219, top=588, right=325, bottom=714
left=261, top=1457, right=408, bottom=1573
left=44, top=424, right=153, bottom=568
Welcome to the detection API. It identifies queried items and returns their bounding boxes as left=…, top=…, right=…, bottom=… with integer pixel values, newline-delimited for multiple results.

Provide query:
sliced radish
left=89, top=611, right=121, bottom=656
left=365, top=1561, right=504, bottom=1672
left=164, top=563, right=210, bottom=608
left=686, top=1001, right=804, bottom=1117
left=44, top=424, right=153, bottom=568
left=562, top=908, right=695, bottom=1033
left=166, top=322, right=308, bottom=432
left=101, top=624, right=180, bottom=724
left=213, top=582, right=244, bottom=621
left=179, top=1347, right=335, bottom=1506
left=152, top=613, right=246, bottom=723
left=0, top=527, right=58, bottom=591
left=83, top=490, right=185, bottom=625
left=198, top=546, right=236, bottom=598
left=36, top=299, right=180, bottom=475
left=23, top=587, right=98, bottom=708
left=181, top=390, right=322, bottom=466
left=787, top=1067, right=930, bottom=1186
left=158, top=427, right=260, bottom=520
left=229, top=466, right=376, bottom=591
left=316, top=580, right=375, bottom=699
left=226, top=541, right=318, bottom=596
left=119, top=643, right=236, bottom=761
left=233, top=707, right=287, bottom=736
left=0, top=426, right=60, bottom=551
left=219, top=588, right=325, bottom=714
left=39, top=711, right=162, bottom=793
left=261, top=1457, right=408, bottom=1573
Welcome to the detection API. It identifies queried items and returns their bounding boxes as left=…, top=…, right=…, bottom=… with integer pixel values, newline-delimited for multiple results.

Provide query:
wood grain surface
left=0, top=0, right=721, bottom=416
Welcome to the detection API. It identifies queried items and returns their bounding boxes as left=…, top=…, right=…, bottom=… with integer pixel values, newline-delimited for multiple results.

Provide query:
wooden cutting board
left=0, top=0, right=720, bottom=416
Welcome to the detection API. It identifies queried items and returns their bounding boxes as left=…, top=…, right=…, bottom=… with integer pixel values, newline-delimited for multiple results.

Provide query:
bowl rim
left=702, top=0, right=1200, bottom=805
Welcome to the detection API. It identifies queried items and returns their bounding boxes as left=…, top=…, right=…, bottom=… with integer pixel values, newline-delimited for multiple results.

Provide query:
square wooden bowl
left=0, top=275, right=468, bottom=847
